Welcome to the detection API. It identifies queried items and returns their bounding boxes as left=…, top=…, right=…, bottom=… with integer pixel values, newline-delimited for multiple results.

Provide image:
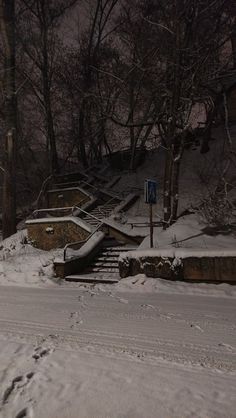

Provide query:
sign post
left=150, top=202, right=153, bottom=248
left=144, top=179, right=157, bottom=248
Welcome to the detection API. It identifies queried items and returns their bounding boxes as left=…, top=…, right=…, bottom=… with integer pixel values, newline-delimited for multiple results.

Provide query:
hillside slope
left=108, top=125, right=236, bottom=220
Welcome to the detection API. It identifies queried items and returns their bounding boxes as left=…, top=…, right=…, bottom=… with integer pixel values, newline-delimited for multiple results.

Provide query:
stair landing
left=65, top=274, right=119, bottom=284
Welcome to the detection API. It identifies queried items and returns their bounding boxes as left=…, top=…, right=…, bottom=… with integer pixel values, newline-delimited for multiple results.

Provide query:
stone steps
left=65, top=274, right=119, bottom=283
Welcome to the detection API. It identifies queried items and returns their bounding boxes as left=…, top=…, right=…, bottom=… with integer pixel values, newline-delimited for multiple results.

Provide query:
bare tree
left=0, top=0, right=17, bottom=238
left=104, top=1, right=163, bottom=170
left=110, top=0, right=234, bottom=226
left=59, top=0, right=120, bottom=167
left=17, top=0, right=78, bottom=173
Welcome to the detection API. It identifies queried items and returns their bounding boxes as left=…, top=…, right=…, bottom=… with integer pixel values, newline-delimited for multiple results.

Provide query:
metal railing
left=31, top=198, right=89, bottom=219
left=32, top=195, right=120, bottom=222
left=79, top=179, right=121, bottom=200
left=96, top=196, right=119, bottom=218
left=127, top=221, right=163, bottom=228
left=32, top=206, right=75, bottom=219
left=63, top=224, right=102, bottom=261
left=71, top=205, right=102, bottom=223
left=50, top=181, right=81, bottom=189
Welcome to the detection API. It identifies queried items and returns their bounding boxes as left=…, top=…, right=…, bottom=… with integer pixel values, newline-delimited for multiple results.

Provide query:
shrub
left=199, top=192, right=234, bottom=227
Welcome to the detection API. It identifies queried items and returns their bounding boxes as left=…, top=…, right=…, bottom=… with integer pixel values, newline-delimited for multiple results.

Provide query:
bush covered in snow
left=199, top=192, right=234, bottom=227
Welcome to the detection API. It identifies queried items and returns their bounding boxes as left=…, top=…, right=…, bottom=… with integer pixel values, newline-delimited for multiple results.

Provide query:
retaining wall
left=47, top=187, right=91, bottom=209
left=26, top=217, right=91, bottom=250
left=119, top=249, right=236, bottom=283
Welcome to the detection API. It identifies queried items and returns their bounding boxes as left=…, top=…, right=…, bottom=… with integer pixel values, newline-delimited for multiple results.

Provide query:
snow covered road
left=0, top=283, right=236, bottom=418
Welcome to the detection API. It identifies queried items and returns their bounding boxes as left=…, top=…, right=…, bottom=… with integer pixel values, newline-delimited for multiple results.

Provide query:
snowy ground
left=0, top=205, right=236, bottom=417
left=0, top=230, right=62, bottom=287
left=0, top=281, right=236, bottom=418
left=112, top=125, right=236, bottom=218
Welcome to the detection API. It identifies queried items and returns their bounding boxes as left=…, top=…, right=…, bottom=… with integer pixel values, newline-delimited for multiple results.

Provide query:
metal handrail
left=127, top=221, right=163, bottom=228
left=63, top=239, right=87, bottom=261
left=31, top=198, right=89, bottom=219
left=31, top=192, right=125, bottom=225
left=63, top=224, right=102, bottom=261
left=96, top=196, right=119, bottom=217
left=80, top=180, right=121, bottom=200
left=71, top=205, right=103, bottom=224
left=51, top=181, right=80, bottom=189
left=32, top=206, right=74, bottom=219
left=31, top=203, right=104, bottom=225
left=79, top=180, right=101, bottom=193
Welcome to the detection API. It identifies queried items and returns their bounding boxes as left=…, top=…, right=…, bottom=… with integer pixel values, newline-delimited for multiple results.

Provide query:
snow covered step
left=99, top=252, right=121, bottom=258
left=65, top=274, right=119, bottom=283
left=85, top=220, right=101, bottom=224
left=90, top=213, right=106, bottom=217
left=101, top=247, right=136, bottom=252
left=96, top=257, right=119, bottom=262
left=102, top=205, right=117, bottom=209
left=83, top=219, right=101, bottom=225
left=84, top=213, right=103, bottom=221
left=93, top=254, right=119, bottom=260
left=83, top=215, right=101, bottom=220
left=86, top=268, right=119, bottom=273
left=90, top=262, right=119, bottom=268
left=86, top=221, right=100, bottom=227
left=99, top=250, right=129, bottom=256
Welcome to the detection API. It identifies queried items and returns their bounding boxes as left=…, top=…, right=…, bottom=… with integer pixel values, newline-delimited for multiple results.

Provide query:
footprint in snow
left=2, top=376, right=23, bottom=404
left=32, top=347, right=53, bottom=361
left=15, top=407, right=28, bottom=418
left=70, top=311, right=79, bottom=318
left=70, top=319, right=83, bottom=329
left=2, top=372, right=34, bottom=405
left=26, top=372, right=34, bottom=380
left=118, top=298, right=129, bottom=304
left=141, top=304, right=156, bottom=310
left=218, top=343, right=235, bottom=352
left=190, top=324, right=204, bottom=332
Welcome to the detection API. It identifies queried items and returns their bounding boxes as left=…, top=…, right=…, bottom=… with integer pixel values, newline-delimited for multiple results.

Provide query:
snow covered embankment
left=0, top=230, right=61, bottom=287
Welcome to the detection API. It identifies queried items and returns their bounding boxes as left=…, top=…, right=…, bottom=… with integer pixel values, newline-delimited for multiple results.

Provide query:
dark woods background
left=0, top=0, right=236, bottom=237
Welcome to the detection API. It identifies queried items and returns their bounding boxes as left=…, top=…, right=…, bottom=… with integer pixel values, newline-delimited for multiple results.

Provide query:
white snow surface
left=0, top=284, right=235, bottom=418
left=139, top=214, right=236, bottom=251
left=0, top=230, right=62, bottom=287
left=0, top=222, right=236, bottom=417
left=110, top=125, right=236, bottom=218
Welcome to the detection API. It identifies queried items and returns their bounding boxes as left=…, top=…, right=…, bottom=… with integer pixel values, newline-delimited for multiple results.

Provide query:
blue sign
left=145, top=179, right=157, bottom=204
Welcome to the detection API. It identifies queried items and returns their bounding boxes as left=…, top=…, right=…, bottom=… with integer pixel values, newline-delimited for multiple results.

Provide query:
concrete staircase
left=65, top=238, right=137, bottom=282
left=34, top=169, right=141, bottom=282
left=81, top=200, right=120, bottom=227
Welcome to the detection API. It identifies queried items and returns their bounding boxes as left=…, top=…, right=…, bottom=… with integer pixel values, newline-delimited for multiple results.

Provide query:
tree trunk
left=42, top=17, right=59, bottom=174
left=163, top=10, right=181, bottom=228
left=231, top=28, right=236, bottom=68
left=129, top=83, right=136, bottom=171
left=171, top=134, right=185, bottom=223
left=0, top=0, right=17, bottom=239
left=163, top=148, right=173, bottom=229
left=78, top=106, right=88, bottom=168
left=44, top=92, right=59, bottom=173
left=171, top=158, right=181, bottom=223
